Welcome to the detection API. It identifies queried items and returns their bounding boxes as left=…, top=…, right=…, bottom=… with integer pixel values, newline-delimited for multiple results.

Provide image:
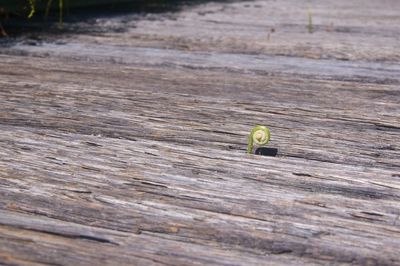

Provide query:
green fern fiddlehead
left=247, top=125, right=270, bottom=154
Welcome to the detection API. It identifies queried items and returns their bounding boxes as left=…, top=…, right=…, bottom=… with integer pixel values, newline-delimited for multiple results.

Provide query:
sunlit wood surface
left=1, top=0, right=400, bottom=264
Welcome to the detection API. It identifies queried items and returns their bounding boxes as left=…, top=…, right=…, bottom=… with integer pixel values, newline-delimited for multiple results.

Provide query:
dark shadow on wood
left=0, top=0, right=229, bottom=36
left=255, top=147, right=278, bottom=157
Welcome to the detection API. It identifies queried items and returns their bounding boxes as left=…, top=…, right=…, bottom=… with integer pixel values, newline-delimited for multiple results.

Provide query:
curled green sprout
left=247, top=125, right=270, bottom=154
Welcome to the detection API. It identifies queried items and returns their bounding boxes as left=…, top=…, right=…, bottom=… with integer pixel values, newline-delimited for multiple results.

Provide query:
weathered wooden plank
left=67, top=0, right=400, bottom=62
left=0, top=0, right=400, bottom=265
left=1, top=125, right=399, bottom=265
left=5, top=43, right=400, bottom=83
left=0, top=62, right=398, bottom=169
left=2, top=210, right=299, bottom=266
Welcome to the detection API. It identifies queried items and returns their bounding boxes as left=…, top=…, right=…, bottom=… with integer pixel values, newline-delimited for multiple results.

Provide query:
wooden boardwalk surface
left=1, top=0, right=400, bottom=265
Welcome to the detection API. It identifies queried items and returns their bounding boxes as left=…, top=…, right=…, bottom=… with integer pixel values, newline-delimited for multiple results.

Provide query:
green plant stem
left=45, top=0, right=53, bottom=18
left=308, top=7, right=313, bottom=33
left=247, top=134, right=254, bottom=154
left=28, top=0, right=36, bottom=18
left=59, top=0, right=63, bottom=25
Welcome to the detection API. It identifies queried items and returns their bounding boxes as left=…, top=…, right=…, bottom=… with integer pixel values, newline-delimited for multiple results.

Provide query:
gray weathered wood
left=0, top=0, right=400, bottom=265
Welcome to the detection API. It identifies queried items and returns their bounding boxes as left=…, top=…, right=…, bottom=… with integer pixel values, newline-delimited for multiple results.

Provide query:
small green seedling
left=27, top=0, right=35, bottom=18
left=308, top=7, right=313, bottom=33
left=247, top=125, right=270, bottom=154
left=27, top=0, right=64, bottom=25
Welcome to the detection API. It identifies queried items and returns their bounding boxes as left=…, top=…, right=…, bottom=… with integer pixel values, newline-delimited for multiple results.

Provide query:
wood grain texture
left=0, top=0, right=400, bottom=265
